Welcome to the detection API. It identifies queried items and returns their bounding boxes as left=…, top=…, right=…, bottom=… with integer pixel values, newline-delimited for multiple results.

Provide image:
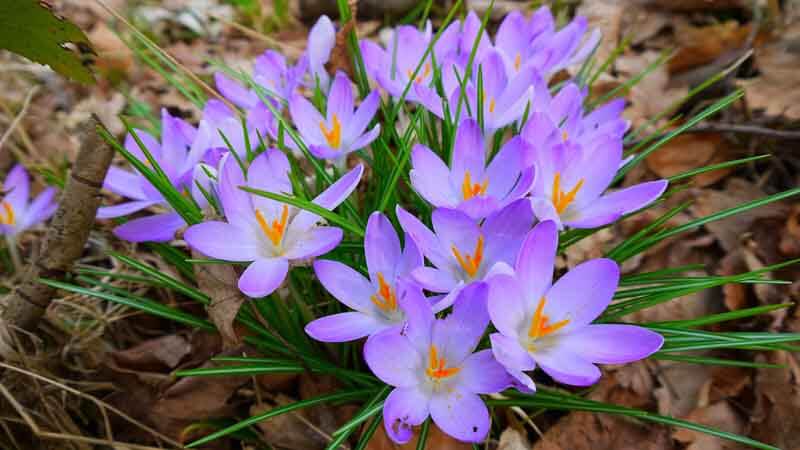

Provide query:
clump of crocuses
left=96, top=6, right=670, bottom=446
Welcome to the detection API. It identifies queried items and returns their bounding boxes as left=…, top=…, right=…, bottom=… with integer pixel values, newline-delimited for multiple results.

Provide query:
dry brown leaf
left=111, top=334, right=191, bottom=371
left=669, top=21, right=751, bottom=74
left=252, top=394, right=331, bottom=449
left=674, top=401, right=747, bottom=450
left=576, top=0, right=624, bottom=65
left=750, top=351, right=800, bottom=449
left=621, top=4, right=671, bottom=46
left=498, top=428, right=530, bottom=450
left=193, top=250, right=247, bottom=348
left=618, top=51, right=688, bottom=130
left=738, top=22, right=800, bottom=120
left=639, top=0, right=745, bottom=11
left=645, top=133, right=736, bottom=187
left=655, top=361, right=715, bottom=418
left=87, top=22, right=134, bottom=74
left=690, top=179, right=789, bottom=252
left=151, top=363, right=247, bottom=420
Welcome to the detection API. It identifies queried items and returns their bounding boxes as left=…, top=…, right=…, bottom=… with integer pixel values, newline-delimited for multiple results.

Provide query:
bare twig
left=1, top=116, right=114, bottom=333
left=0, top=86, right=38, bottom=155
left=0, top=362, right=184, bottom=448
left=625, top=122, right=800, bottom=148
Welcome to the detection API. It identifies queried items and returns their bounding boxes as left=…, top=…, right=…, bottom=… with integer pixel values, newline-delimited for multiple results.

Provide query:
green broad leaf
left=0, top=0, right=95, bottom=84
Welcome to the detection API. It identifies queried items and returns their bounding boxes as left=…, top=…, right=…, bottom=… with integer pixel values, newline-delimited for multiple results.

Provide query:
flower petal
left=308, top=15, right=335, bottom=86
left=515, top=220, right=557, bottom=301
left=113, top=212, right=185, bottom=243
left=396, top=206, right=450, bottom=270
left=103, top=166, right=147, bottom=200
left=544, top=258, right=619, bottom=330
left=184, top=221, right=260, bottom=261
left=346, top=89, right=381, bottom=139
left=327, top=71, right=354, bottom=123
left=484, top=136, right=527, bottom=200
left=364, top=329, right=422, bottom=387
left=429, top=390, right=490, bottom=443
left=238, top=257, right=289, bottom=298
left=313, top=259, right=375, bottom=312
left=218, top=154, right=253, bottom=229
left=288, top=94, right=325, bottom=146
left=559, top=324, right=664, bottom=364
left=398, top=288, right=434, bottom=350
left=450, top=119, right=486, bottom=186
left=347, top=124, right=380, bottom=151
left=569, top=180, right=668, bottom=227
left=383, top=386, right=430, bottom=444
left=291, top=164, right=363, bottom=232
left=305, top=312, right=387, bottom=342
left=490, top=332, right=536, bottom=374
left=459, top=349, right=513, bottom=394
left=487, top=274, right=528, bottom=338
left=432, top=283, right=489, bottom=364
left=96, top=200, right=156, bottom=219
left=411, top=267, right=459, bottom=293
left=2, top=164, right=29, bottom=214
left=283, top=226, right=343, bottom=259
left=365, top=212, right=402, bottom=280
left=534, top=347, right=601, bottom=387
left=20, top=187, right=57, bottom=229
left=410, top=144, right=456, bottom=208
left=482, top=198, right=534, bottom=266
left=215, top=72, right=258, bottom=109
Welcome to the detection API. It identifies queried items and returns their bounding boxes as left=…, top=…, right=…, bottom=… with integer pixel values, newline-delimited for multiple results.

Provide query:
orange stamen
left=488, top=98, right=496, bottom=114
left=0, top=201, right=14, bottom=226
left=561, top=130, right=569, bottom=141
left=426, top=345, right=461, bottom=379
left=406, top=63, right=431, bottom=84
left=514, top=53, right=522, bottom=72
left=528, top=297, right=570, bottom=339
left=551, top=172, right=584, bottom=214
left=370, top=272, right=397, bottom=312
left=255, top=205, right=289, bottom=246
left=461, top=170, right=489, bottom=201
left=451, top=235, right=484, bottom=278
left=319, top=113, right=342, bottom=148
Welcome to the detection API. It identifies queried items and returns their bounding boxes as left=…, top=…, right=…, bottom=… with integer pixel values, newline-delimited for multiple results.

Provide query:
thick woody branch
left=1, top=116, right=114, bottom=332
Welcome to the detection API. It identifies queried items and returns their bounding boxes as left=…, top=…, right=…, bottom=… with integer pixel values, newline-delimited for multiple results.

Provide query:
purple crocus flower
left=305, top=211, right=423, bottom=342
left=524, top=13, right=600, bottom=79
left=396, top=199, right=533, bottom=308
left=97, top=109, right=199, bottom=242
left=488, top=220, right=663, bottom=390
left=364, top=283, right=512, bottom=444
left=306, top=15, right=336, bottom=90
left=192, top=99, right=274, bottom=158
left=360, top=24, right=446, bottom=105
left=410, top=118, right=534, bottom=219
left=184, top=149, right=363, bottom=298
left=523, top=116, right=667, bottom=229
left=494, top=8, right=554, bottom=78
left=289, top=72, right=380, bottom=162
left=0, top=164, right=57, bottom=236
left=216, top=50, right=307, bottom=108
left=521, top=82, right=628, bottom=149
left=416, top=50, right=537, bottom=134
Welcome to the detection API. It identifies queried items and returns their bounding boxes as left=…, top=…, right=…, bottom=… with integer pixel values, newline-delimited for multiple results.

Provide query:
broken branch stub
left=1, top=116, right=114, bottom=332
